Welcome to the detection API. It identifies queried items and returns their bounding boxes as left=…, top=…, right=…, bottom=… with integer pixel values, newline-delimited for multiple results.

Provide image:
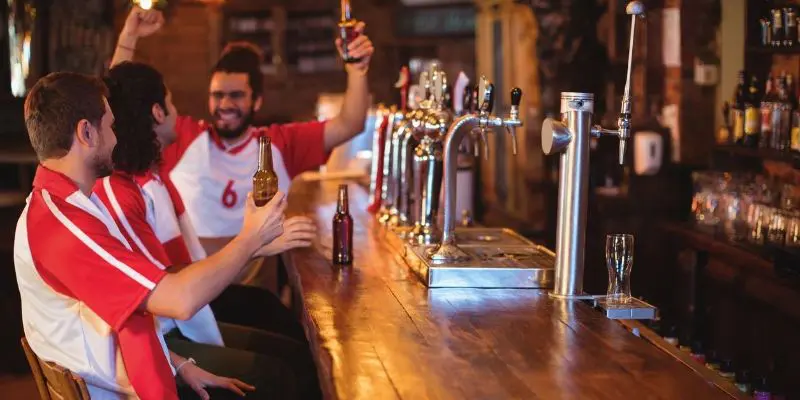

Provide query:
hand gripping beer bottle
left=338, top=0, right=361, bottom=64
left=332, top=184, right=353, bottom=265
left=253, top=136, right=278, bottom=207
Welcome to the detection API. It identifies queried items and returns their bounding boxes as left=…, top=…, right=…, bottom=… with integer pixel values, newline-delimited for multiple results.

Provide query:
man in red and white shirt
left=16, top=72, right=291, bottom=399
left=112, top=7, right=374, bottom=253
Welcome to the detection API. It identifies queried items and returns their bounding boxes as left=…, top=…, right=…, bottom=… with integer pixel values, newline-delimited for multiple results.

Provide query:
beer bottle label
left=734, top=112, right=745, bottom=140
left=791, top=126, right=800, bottom=150
left=761, top=106, right=773, bottom=132
left=745, top=107, right=759, bottom=135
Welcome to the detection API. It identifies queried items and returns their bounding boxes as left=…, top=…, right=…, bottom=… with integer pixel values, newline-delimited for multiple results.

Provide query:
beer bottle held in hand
left=332, top=184, right=353, bottom=265
left=253, top=136, right=278, bottom=207
left=338, top=0, right=361, bottom=64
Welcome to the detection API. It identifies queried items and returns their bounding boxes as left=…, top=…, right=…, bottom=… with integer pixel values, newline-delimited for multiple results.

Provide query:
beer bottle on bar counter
left=744, top=75, right=761, bottom=148
left=253, top=136, right=278, bottom=207
left=338, top=0, right=361, bottom=64
left=332, top=184, right=353, bottom=265
left=732, top=71, right=746, bottom=145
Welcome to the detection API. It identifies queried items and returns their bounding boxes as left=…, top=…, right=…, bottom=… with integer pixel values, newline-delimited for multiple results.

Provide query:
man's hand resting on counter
left=254, top=216, right=317, bottom=257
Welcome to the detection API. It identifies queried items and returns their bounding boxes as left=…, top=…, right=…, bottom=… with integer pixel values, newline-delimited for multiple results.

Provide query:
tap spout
left=428, top=114, right=480, bottom=263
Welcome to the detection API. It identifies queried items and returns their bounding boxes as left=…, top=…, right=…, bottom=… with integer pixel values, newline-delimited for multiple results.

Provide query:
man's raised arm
left=323, top=21, right=375, bottom=151
left=111, top=7, right=164, bottom=67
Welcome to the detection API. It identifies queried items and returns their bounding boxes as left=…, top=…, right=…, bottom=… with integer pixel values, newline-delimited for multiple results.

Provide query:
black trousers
left=168, top=323, right=321, bottom=400
left=210, top=284, right=306, bottom=342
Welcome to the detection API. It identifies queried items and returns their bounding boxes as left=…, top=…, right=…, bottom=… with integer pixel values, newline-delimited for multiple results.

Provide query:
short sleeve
left=267, top=120, right=330, bottom=178
left=27, top=191, right=167, bottom=331
left=161, top=115, right=207, bottom=175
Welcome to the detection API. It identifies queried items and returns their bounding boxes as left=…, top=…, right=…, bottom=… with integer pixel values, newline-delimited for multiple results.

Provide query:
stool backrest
left=20, top=337, right=91, bottom=400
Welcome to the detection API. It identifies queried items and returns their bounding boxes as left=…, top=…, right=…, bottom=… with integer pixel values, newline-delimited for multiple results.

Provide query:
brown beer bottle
left=253, top=136, right=278, bottom=207
left=332, top=184, right=353, bottom=265
left=338, top=0, right=361, bottom=64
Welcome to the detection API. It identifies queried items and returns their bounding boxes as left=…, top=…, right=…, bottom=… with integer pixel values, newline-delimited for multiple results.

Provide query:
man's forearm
left=111, top=33, right=137, bottom=67
left=146, top=236, right=258, bottom=320
left=324, top=71, right=370, bottom=151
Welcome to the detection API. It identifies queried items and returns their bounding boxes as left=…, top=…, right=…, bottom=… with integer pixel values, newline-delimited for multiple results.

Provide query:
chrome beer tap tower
left=408, top=67, right=453, bottom=244
left=540, top=1, right=655, bottom=318
left=429, top=78, right=522, bottom=263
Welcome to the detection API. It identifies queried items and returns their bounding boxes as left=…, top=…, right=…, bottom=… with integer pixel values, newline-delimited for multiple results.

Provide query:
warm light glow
left=138, top=0, right=153, bottom=10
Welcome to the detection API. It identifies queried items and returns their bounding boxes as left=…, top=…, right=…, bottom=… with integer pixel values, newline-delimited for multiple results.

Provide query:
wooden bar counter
left=281, top=178, right=734, bottom=399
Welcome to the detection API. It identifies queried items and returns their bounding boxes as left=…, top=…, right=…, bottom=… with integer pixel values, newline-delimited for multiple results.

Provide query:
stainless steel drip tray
left=592, top=296, right=658, bottom=320
left=402, top=235, right=555, bottom=288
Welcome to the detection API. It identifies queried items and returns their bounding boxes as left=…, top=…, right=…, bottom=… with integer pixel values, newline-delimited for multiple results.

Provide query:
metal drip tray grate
left=398, top=228, right=555, bottom=288
left=454, top=228, right=531, bottom=247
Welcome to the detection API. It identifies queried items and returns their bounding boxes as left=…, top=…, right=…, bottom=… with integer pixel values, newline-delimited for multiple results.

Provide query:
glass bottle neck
left=340, top=0, right=352, bottom=21
left=337, top=187, right=349, bottom=214
left=258, top=137, right=273, bottom=171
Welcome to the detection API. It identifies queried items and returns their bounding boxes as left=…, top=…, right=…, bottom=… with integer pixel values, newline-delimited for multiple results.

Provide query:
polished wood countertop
left=282, top=178, right=732, bottom=400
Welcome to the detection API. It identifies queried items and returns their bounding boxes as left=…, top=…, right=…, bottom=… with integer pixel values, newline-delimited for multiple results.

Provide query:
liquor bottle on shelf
left=772, top=72, right=792, bottom=151
left=732, top=71, right=747, bottom=145
left=772, top=8, right=784, bottom=47
left=332, top=184, right=353, bottom=265
left=761, top=74, right=777, bottom=149
left=744, top=75, right=761, bottom=148
left=718, top=101, right=731, bottom=145
left=253, top=136, right=278, bottom=207
left=793, top=83, right=800, bottom=152
left=338, top=0, right=361, bottom=64
left=760, top=17, right=772, bottom=47
left=785, top=7, right=797, bottom=47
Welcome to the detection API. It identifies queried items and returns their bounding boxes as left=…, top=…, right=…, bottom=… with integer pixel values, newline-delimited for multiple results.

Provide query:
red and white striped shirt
left=15, top=166, right=177, bottom=399
left=161, top=116, right=329, bottom=238
left=94, top=170, right=223, bottom=346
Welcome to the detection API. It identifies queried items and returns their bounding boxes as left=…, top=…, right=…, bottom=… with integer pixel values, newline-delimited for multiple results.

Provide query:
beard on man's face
left=92, top=153, right=114, bottom=178
left=213, top=106, right=255, bottom=139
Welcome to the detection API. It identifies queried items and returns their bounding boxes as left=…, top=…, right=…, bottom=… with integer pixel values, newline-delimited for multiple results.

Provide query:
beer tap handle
left=480, top=83, right=495, bottom=114
left=471, top=85, right=479, bottom=113
left=510, top=87, right=522, bottom=109
left=506, top=88, right=522, bottom=155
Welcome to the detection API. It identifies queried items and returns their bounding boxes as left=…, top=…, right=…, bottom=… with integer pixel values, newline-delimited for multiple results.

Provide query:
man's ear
left=74, top=119, right=96, bottom=147
left=253, top=96, right=263, bottom=113
left=152, top=103, right=166, bottom=124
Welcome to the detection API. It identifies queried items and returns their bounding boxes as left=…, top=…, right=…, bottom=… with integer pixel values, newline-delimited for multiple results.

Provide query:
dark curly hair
left=213, top=42, right=263, bottom=99
left=104, top=62, right=168, bottom=174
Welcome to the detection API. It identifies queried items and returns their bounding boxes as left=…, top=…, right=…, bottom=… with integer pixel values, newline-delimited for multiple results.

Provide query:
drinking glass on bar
left=605, top=234, right=634, bottom=304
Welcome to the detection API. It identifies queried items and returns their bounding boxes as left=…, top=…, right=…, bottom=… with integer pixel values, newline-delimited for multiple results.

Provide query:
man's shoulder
left=162, top=116, right=212, bottom=173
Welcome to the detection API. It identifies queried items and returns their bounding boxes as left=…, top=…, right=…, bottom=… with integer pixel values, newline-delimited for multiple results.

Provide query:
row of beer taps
left=371, top=63, right=523, bottom=263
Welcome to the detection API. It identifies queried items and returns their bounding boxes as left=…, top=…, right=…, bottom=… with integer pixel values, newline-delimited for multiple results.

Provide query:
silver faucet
left=408, top=69, right=453, bottom=244
left=429, top=77, right=523, bottom=263
left=541, top=0, right=644, bottom=297
left=378, top=67, right=410, bottom=224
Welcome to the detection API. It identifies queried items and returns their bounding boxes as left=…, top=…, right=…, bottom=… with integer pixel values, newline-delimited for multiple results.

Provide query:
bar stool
left=20, top=337, right=90, bottom=400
